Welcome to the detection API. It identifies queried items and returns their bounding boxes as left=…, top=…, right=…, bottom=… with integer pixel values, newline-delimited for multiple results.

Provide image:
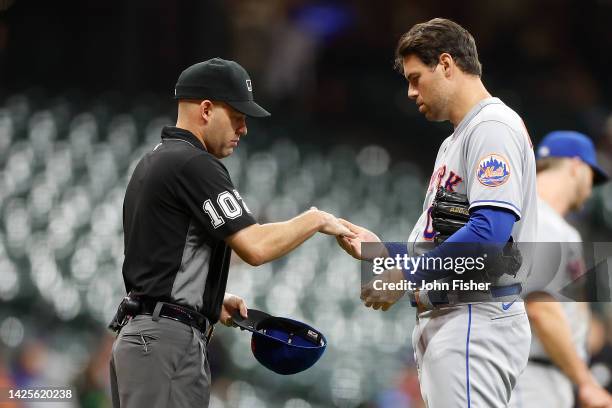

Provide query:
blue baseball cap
left=233, top=309, right=327, bottom=375
left=536, top=131, right=609, bottom=185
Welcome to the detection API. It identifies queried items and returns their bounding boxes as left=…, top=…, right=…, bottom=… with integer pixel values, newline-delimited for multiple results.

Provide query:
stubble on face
left=425, top=85, right=450, bottom=122
left=207, top=103, right=246, bottom=158
left=402, top=55, right=450, bottom=122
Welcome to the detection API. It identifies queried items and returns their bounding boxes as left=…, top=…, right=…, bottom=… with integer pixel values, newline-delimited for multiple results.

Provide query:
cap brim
left=227, top=100, right=271, bottom=118
left=592, top=164, right=609, bottom=186
left=232, top=308, right=272, bottom=332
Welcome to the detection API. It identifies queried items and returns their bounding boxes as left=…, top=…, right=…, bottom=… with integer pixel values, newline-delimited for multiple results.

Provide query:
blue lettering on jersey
left=444, top=171, right=463, bottom=192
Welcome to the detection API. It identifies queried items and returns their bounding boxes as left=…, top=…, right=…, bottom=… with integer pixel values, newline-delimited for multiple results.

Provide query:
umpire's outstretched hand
left=335, top=219, right=383, bottom=261
left=311, top=208, right=356, bottom=238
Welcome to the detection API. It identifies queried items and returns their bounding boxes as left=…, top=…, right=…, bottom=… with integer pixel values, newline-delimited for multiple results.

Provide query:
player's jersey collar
left=453, top=97, right=503, bottom=137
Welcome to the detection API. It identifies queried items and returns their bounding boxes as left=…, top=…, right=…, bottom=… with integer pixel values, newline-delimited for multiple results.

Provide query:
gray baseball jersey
left=408, top=97, right=537, bottom=407
left=509, top=198, right=589, bottom=408
left=530, top=198, right=588, bottom=361
left=408, top=97, right=537, bottom=252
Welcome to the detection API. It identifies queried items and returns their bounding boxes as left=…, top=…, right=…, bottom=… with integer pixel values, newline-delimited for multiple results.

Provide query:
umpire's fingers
left=239, top=298, right=248, bottom=319
left=338, top=218, right=359, bottom=232
left=336, top=235, right=348, bottom=250
left=222, top=315, right=233, bottom=327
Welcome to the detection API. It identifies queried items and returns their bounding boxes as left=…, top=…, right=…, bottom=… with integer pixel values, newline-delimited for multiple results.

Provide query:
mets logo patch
left=476, top=154, right=510, bottom=187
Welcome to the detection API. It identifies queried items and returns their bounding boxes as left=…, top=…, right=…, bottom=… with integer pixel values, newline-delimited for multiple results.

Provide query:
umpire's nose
left=237, top=118, right=247, bottom=137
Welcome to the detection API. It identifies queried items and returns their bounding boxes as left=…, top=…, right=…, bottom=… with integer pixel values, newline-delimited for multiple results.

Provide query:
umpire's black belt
left=139, top=299, right=211, bottom=335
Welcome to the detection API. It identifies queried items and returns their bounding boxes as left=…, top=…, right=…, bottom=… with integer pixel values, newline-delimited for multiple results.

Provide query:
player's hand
left=578, top=381, right=612, bottom=408
left=335, top=219, right=383, bottom=260
left=360, top=267, right=406, bottom=311
left=220, top=292, right=248, bottom=327
left=312, top=208, right=356, bottom=238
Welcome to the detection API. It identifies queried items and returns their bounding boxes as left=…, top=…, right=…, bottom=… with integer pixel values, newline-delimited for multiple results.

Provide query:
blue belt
left=491, top=283, right=522, bottom=297
left=410, top=283, right=522, bottom=307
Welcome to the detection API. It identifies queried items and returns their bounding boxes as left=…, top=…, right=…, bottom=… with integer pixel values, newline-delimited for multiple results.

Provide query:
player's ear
left=577, top=160, right=593, bottom=183
left=568, top=157, right=582, bottom=178
left=439, top=53, right=453, bottom=77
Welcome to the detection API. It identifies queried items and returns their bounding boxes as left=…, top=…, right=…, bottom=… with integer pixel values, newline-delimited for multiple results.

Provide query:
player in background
left=509, top=131, right=612, bottom=408
left=338, top=18, right=535, bottom=407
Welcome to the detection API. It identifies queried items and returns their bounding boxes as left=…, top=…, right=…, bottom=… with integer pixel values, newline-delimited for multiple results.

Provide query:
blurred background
left=1, top=0, right=612, bottom=407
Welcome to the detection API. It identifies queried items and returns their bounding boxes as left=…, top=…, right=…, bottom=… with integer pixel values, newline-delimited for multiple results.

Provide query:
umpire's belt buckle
left=139, top=300, right=211, bottom=340
left=205, top=324, right=215, bottom=345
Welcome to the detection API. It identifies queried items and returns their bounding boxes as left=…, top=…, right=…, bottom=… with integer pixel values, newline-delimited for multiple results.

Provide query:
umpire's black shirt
left=122, top=126, right=256, bottom=323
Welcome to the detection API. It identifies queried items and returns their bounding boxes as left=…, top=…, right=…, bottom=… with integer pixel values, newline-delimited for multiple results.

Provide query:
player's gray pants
left=508, top=362, right=573, bottom=408
left=110, top=315, right=211, bottom=408
left=412, top=302, right=531, bottom=407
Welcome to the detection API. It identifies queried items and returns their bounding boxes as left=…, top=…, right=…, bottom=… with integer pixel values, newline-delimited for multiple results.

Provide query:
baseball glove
left=431, top=187, right=470, bottom=244
left=430, top=187, right=522, bottom=279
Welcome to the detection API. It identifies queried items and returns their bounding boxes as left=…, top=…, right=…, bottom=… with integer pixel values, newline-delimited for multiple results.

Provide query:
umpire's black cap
left=174, top=58, right=271, bottom=118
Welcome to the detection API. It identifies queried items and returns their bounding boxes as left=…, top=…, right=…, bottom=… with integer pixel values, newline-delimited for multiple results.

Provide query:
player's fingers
left=364, top=302, right=373, bottom=308
left=363, top=294, right=381, bottom=304
left=340, top=241, right=358, bottom=258
left=336, top=222, right=357, bottom=238
left=373, top=302, right=388, bottom=310
left=350, top=241, right=362, bottom=258
left=340, top=236, right=354, bottom=249
left=336, top=236, right=349, bottom=252
left=360, top=285, right=372, bottom=300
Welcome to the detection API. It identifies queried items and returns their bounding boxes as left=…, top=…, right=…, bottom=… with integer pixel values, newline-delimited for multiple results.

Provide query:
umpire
left=109, top=58, right=352, bottom=407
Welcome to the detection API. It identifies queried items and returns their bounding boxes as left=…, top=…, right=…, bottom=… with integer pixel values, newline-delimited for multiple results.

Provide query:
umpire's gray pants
left=110, top=315, right=211, bottom=408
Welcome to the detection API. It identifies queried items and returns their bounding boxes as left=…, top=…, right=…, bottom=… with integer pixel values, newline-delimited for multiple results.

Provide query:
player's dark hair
left=395, top=18, right=482, bottom=76
left=536, top=157, right=566, bottom=173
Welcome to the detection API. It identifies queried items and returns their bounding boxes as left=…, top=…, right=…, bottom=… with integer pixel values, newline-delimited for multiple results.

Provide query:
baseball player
left=338, top=18, right=536, bottom=406
left=109, top=58, right=353, bottom=408
left=509, top=131, right=612, bottom=408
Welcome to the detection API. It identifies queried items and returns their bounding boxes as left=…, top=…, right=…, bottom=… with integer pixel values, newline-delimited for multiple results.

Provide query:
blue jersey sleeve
left=402, top=206, right=516, bottom=282
left=444, top=206, right=516, bottom=244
